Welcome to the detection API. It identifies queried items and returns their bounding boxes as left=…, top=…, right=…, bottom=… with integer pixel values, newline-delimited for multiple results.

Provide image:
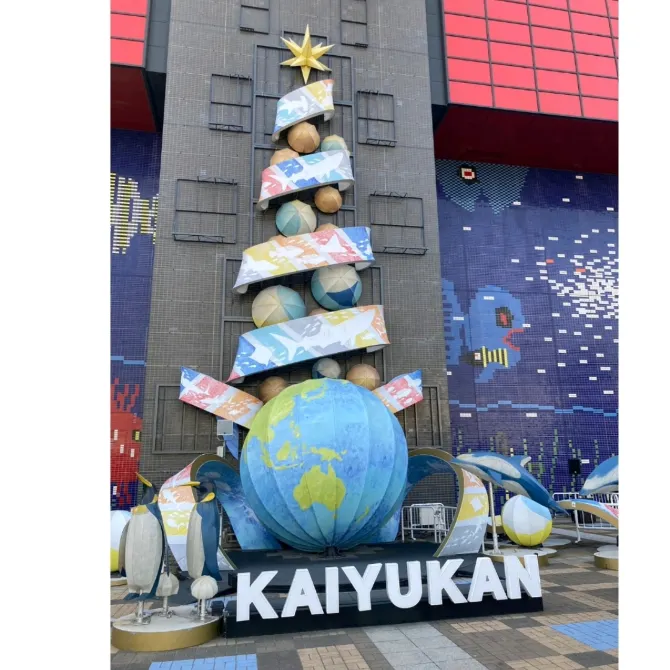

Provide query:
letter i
left=325, top=566, right=339, bottom=614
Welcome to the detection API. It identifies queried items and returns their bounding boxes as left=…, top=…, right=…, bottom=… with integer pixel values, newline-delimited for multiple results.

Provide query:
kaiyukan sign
left=236, top=555, right=541, bottom=622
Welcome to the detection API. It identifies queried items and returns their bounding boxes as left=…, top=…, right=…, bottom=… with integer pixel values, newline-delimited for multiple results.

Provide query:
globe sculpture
left=502, top=495, right=552, bottom=547
left=311, top=265, right=362, bottom=310
left=346, top=363, right=380, bottom=391
left=312, top=357, right=341, bottom=379
left=275, top=200, right=317, bottom=236
left=252, top=286, right=306, bottom=328
left=320, top=134, right=349, bottom=154
left=240, top=379, right=408, bottom=552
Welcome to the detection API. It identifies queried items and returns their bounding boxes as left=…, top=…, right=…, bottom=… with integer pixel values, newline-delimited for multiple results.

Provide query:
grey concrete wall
left=141, top=0, right=454, bottom=507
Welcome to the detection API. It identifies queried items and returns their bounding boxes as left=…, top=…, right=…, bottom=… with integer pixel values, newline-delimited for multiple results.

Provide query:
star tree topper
left=280, top=25, right=334, bottom=84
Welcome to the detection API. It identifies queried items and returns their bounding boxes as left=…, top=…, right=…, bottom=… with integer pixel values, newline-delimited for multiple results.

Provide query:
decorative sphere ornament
left=314, top=186, right=343, bottom=214
left=346, top=364, right=380, bottom=391
left=259, top=376, right=288, bottom=403
left=311, top=265, right=362, bottom=310
left=315, top=223, right=339, bottom=232
left=320, top=134, right=350, bottom=154
left=312, top=358, right=342, bottom=380
left=240, top=379, right=408, bottom=552
left=275, top=200, right=317, bottom=237
left=252, top=286, right=306, bottom=328
left=287, top=122, right=320, bottom=154
left=110, top=510, right=131, bottom=573
left=309, top=308, right=328, bottom=316
left=270, top=148, right=299, bottom=165
left=190, top=575, right=218, bottom=601
left=502, top=495, right=553, bottom=547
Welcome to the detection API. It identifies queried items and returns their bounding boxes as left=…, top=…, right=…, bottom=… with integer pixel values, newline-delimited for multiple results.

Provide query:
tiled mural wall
left=110, top=130, right=161, bottom=509
left=436, top=160, right=618, bottom=505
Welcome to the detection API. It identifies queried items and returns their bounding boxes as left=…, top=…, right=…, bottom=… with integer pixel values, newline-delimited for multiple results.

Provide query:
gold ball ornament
left=259, top=376, right=288, bottom=403
left=309, top=308, right=328, bottom=316
left=270, top=148, right=299, bottom=165
left=346, top=364, right=381, bottom=391
left=315, top=223, right=339, bottom=232
left=314, top=186, right=342, bottom=214
left=287, top=122, right=321, bottom=154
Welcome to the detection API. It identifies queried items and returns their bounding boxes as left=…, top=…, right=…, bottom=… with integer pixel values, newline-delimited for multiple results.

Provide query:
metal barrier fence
left=401, top=503, right=457, bottom=543
left=552, top=492, right=619, bottom=539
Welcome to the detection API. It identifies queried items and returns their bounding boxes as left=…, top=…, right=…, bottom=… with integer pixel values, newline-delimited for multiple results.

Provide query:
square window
left=582, top=97, right=617, bottom=120
left=579, top=74, right=618, bottom=98
left=490, top=42, right=533, bottom=66
left=446, top=36, right=489, bottom=62
left=448, top=58, right=492, bottom=84
left=574, top=33, right=614, bottom=57
left=529, top=6, right=571, bottom=29
left=529, top=0, right=568, bottom=8
left=532, top=26, right=573, bottom=50
left=492, top=64, right=536, bottom=89
left=444, top=0, right=485, bottom=16
left=445, top=14, right=487, bottom=39
left=449, top=81, right=493, bottom=106
left=577, top=53, right=617, bottom=77
left=570, top=0, right=608, bottom=16
left=494, top=86, right=538, bottom=111
left=486, top=1, right=529, bottom=23
left=489, top=20, right=531, bottom=45
left=571, top=12, right=611, bottom=36
left=539, top=91, right=582, bottom=116
left=533, top=47, right=576, bottom=71
left=607, top=0, right=618, bottom=18
left=537, top=69, right=579, bottom=93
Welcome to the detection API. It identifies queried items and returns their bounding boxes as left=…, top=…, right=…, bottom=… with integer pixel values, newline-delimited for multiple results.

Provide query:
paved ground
left=111, top=542, right=618, bottom=670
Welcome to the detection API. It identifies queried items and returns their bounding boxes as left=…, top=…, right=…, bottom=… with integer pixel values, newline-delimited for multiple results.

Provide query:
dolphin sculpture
left=450, top=452, right=568, bottom=515
left=579, top=455, right=618, bottom=497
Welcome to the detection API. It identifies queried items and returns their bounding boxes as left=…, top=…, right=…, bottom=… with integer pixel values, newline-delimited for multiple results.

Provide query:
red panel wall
left=111, top=0, right=148, bottom=67
left=443, top=0, right=618, bottom=120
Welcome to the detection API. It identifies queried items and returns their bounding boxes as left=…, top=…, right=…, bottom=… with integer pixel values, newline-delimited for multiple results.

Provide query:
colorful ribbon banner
left=272, top=79, right=334, bottom=142
left=227, top=305, right=389, bottom=383
left=257, top=150, right=354, bottom=211
left=373, top=371, right=423, bottom=413
left=233, top=227, right=374, bottom=294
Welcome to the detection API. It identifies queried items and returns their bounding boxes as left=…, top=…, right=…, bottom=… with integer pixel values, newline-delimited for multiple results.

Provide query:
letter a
left=236, top=570, right=279, bottom=622
left=467, top=558, right=508, bottom=602
left=282, top=569, right=324, bottom=618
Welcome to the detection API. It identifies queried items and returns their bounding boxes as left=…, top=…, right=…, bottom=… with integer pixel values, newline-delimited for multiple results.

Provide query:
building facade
left=110, top=0, right=617, bottom=513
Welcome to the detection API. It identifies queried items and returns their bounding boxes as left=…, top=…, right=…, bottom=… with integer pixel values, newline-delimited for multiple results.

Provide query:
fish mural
left=443, top=280, right=526, bottom=383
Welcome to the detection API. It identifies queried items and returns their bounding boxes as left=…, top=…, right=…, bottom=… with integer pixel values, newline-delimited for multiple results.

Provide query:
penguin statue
left=185, top=480, right=223, bottom=582
left=123, top=473, right=167, bottom=623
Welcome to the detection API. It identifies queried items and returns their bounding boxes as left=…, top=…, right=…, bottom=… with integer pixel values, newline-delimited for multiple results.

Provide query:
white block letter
left=385, top=561, right=422, bottom=609
left=467, top=558, right=508, bottom=602
left=236, top=570, right=278, bottom=621
left=342, top=563, right=382, bottom=611
left=504, top=555, right=542, bottom=599
left=281, top=568, right=324, bottom=618
left=325, top=566, right=339, bottom=614
left=426, top=559, right=467, bottom=605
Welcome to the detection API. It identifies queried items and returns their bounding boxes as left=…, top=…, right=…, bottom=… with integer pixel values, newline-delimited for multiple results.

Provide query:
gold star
left=280, top=25, right=334, bottom=85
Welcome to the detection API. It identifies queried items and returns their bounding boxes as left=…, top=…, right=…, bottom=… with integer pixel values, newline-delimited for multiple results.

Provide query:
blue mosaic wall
left=110, top=130, right=162, bottom=509
left=436, top=160, right=618, bottom=499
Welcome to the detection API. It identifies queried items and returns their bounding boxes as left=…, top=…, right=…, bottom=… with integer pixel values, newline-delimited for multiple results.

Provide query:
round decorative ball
left=259, top=376, right=288, bottom=403
left=252, top=286, right=306, bottom=328
left=502, top=495, right=553, bottom=547
left=270, top=148, right=299, bottom=165
left=191, top=575, right=218, bottom=601
left=287, top=122, right=320, bottom=154
left=312, top=358, right=342, bottom=380
left=311, top=265, right=362, bottom=310
left=320, top=134, right=350, bottom=154
left=110, top=510, right=131, bottom=573
left=314, top=186, right=343, bottom=214
left=156, top=572, right=179, bottom=597
left=240, top=379, right=408, bottom=552
left=346, top=364, right=380, bottom=391
left=276, top=200, right=317, bottom=237
left=315, top=223, right=339, bottom=232
left=309, top=308, right=328, bottom=316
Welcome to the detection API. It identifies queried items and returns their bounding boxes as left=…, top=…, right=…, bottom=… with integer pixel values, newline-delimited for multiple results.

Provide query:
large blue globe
left=240, top=378, right=408, bottom=552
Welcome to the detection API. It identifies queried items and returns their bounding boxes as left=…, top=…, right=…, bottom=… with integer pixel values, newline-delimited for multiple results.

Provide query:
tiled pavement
left=111, top=543, right=618, bottom=670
